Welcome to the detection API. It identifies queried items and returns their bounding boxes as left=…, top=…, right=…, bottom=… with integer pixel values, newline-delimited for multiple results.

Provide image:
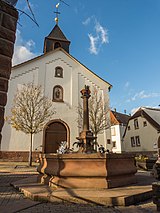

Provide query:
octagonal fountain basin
left=37, top=152, right=137, bottom=189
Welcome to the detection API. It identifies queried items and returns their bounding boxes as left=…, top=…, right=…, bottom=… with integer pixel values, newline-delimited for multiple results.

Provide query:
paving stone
left=0, top=162, right=158, bottom=213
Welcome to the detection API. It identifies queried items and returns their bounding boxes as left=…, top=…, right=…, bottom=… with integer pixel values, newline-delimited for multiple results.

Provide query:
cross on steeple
left=54, top=0, right=69, bottom=25
left=54, top=3, right=60, bottom=25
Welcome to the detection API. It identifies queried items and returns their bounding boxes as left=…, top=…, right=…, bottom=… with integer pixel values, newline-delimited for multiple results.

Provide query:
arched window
left=55, top=66, right=63, bottom=78
left=54, top=42, right=61, bottom=49
left=53, top=85, right=63, bottom=102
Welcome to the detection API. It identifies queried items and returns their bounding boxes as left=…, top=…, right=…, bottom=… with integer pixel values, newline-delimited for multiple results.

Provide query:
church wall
left=1, top=49, right=111, bottom=159
left=1, top=66, right=39, bottom=151
left=42, top=51, right=79, bottom=145
left=73, top=59, right=111, bottom=149
left=41, top=50, right=111, bottom=149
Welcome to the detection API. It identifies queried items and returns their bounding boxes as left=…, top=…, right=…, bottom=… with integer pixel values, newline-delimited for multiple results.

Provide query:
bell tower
left=43, top=3, right=70, bottom=54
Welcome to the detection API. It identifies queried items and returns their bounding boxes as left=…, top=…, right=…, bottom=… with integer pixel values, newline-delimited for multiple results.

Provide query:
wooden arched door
left=44, top=121, right=68, bottom=153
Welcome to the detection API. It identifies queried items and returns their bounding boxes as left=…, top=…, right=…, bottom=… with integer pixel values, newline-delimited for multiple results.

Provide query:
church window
left=54, top=42, right=61, bottom=49
left=53, top=85, right=63, bottom=102
left=55, top=66, right=63, bottom=78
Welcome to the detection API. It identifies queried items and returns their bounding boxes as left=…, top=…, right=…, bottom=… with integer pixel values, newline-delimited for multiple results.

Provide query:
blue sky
left=13, top=0, right=160, bottom=114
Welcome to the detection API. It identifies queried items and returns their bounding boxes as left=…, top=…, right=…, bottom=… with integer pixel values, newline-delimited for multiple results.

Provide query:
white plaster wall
left=111, top=124, right=127, bottom=153
left=1, top=49, right=111, bottom=152
left=123, top=117, right=159, bottom=152
left=111, top=125, right=120, bottom=153
left=1, top=66, right=39, bottom=151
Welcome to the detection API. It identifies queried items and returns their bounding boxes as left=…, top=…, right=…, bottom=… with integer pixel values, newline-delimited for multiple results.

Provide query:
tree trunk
left=28, top=133, right=33, bottom=166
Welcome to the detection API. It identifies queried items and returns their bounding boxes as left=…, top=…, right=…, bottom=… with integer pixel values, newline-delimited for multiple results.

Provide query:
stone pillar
left=76, top=85, right=96, bottom=153
left=81, top=85, right=91, bottom=131
left=0, top=0, right=18, bottom=142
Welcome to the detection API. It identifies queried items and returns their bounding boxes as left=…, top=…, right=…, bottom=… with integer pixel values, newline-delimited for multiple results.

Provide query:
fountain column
left=76, top=85, right=96, bottom=152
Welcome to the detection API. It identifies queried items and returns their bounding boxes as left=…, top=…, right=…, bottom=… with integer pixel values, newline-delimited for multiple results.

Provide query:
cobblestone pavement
left=0, top=162, right=158, bottom=213
left=15, top=201, right=157, bottom=213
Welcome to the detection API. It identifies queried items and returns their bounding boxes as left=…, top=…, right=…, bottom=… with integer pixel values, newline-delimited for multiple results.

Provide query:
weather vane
left=54, top=3, right=60, bottom=24
left=54, top=0, right=69, bottom=24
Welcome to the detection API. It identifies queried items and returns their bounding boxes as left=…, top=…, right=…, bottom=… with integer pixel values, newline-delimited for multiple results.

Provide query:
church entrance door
left=44, top=121, right=68, bottom=153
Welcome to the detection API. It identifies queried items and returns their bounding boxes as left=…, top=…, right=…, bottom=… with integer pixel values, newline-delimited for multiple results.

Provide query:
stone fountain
left=37, top=86, right=137, bottom=189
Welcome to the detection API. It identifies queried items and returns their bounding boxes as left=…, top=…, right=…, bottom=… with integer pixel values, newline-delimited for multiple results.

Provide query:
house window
left=135, top=136, right=141, bottom=146
left=128, top=126, right=131, bottom=130
left=111, top=127, right=116, bottom=136
left=112, top=141, right=116, bottom=148
left=107, top=139, right=111, bottom=144
left=134, top=119, right=139, bottom=129
left=55, top=66, right=63, bottom=78
left=53, top=85, right=63, bottom=102
left=131, top=137, right=135, bottom=147
left=143, top=121, right=147, bottom=127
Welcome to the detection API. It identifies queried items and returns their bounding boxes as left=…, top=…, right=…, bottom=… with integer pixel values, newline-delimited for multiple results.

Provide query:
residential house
left=110, top=110, right=130, bottom=153
left=123, top=107, right=160, bottom=156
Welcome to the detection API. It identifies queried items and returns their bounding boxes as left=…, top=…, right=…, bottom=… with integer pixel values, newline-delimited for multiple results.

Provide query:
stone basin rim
left=39, top=153, right=135, bottom=159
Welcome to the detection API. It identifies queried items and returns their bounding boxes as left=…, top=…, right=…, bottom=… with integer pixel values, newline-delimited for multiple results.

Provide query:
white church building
left=1, top=24, right=112, bottom=160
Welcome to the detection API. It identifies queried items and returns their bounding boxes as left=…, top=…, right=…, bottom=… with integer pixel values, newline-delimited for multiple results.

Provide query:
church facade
left=1, top=24, right=112, bottom=160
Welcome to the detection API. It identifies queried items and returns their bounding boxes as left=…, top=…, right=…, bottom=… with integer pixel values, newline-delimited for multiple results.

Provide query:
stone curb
left=12, top=175, right=153, bottom=207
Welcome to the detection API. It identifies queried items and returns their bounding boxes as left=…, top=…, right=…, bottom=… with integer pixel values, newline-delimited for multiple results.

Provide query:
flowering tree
left=7, top=83, right=55, bottom=166
left=78, top=87, right=110, bottom=149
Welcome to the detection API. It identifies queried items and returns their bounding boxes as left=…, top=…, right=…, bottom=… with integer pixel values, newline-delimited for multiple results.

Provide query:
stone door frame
left=42, top=119, right=70, bottom=153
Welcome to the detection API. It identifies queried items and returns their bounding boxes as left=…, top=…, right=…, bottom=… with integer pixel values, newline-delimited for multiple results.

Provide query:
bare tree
left=7, top=83, right=55, bottom=166
left=78, top=87, right=110, bottom=148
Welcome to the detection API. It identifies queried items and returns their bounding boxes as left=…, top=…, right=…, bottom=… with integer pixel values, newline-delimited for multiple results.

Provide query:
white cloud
left=95, top=21, right=109, bottom=44
left=82, top=17, right=91, bottom=26
left=127, top=90, right=160, bottom=102
left=26, top=40, right=35, bottom=48
left=12, top=29, right=37, bottom=66
left=88, top=34, right=99, bottom=55
left=83, top=17, right=109, bottom=55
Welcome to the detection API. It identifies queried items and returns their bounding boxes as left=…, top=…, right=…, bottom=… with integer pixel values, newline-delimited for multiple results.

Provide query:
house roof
left=46, top=24, right=70, bottom=42
left=12, top=47, right=112, bottom=88
left=111, top=110, right=130, bottom=125
left=131, top=107, right=160, bottom=131
left=123, top=107, right=160, bottom=138
left=43, top=24, right=70, bottom=54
